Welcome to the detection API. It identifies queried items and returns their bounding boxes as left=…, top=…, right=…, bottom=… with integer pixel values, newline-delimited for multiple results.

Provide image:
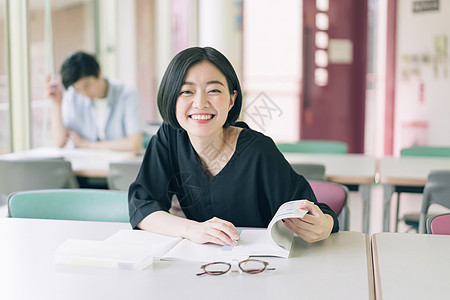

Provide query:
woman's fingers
left=189, top=217, right=239, bottom=246
left=283, top=201, right=334, bottom=243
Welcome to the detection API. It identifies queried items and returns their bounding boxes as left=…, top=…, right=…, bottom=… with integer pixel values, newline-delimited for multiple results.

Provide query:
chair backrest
left=291, top=163, right=326, bottom=180
left=8, top=189, right=129, bottom=222
left=277, top=140, right=348, bottom=154
left=418, top=171, right=450, bottom=233
left=107, top=160, right=142, bottom=190
left=427, top=213, right=450, bottom=235
left=400, top=146, right=450, bottom=157
left=309, top=180, right=350, bottom=230
left=0, top=158, right=79, bottom=202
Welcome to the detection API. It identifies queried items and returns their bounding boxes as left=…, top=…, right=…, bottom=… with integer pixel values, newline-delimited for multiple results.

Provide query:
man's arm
left=47, top=76, right=69, bottom=147
left=70, top=132, right=143, bottom=153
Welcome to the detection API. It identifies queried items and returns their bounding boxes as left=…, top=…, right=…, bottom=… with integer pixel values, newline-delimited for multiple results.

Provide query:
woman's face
left=176, top=61, right=236, bottom=139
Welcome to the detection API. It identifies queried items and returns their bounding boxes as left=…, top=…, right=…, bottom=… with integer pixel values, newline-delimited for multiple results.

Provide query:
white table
left=0, top=218, right=374, bottom=300
left=283, top=153, right=376, bottom=233
left=372, top=233, right=450, bottom=300
left=1, top=147, right=137, bottom=178
left=378, top=156, right=450, bottom=231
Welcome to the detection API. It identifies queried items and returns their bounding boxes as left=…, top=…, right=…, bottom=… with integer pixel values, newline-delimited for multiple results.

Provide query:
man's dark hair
left=157, top=46, right=242, bottom=129
left=60, top=51, right=100, bottom=89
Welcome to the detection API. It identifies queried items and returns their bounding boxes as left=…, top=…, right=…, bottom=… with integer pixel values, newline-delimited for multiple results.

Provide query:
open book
left=106, top=199, right=307, bottom=261
left=54, top=200, right=307, bottom=268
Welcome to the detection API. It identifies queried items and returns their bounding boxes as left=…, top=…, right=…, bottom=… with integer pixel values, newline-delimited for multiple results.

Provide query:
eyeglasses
left=196, top=259, right=275, bottom=276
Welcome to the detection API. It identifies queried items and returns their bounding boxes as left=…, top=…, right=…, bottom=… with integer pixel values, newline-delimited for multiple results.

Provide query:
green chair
left=8, top=189, right=129, bottom=222
left=277, top=140, right=348, bottom=154
left=400, top=146, right=450, bottom=157
left=395, top=146, right=450, bottom=231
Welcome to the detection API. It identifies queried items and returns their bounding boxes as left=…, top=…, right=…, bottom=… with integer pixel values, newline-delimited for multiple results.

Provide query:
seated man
left=47, top=51, right=144, bottom=153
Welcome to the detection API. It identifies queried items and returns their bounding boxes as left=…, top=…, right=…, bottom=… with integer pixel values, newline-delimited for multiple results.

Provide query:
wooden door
left=301, top=0, right=368, bottom=153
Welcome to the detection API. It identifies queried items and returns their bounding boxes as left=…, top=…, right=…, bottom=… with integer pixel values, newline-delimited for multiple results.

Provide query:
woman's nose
left=192, top=92, right=209, bottom=108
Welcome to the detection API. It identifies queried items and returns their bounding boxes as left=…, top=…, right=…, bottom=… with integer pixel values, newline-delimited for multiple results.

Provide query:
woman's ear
left=229, top=90, right=237, bottom=111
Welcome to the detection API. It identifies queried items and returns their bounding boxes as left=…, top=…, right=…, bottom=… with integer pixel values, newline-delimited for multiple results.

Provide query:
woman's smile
left=176, top=61, right=236, bottom=138
left=189, top=113, right=215, bottom=121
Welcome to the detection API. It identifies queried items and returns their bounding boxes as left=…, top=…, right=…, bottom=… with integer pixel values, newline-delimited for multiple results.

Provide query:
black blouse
left=128, top=122, right=339, bottom=232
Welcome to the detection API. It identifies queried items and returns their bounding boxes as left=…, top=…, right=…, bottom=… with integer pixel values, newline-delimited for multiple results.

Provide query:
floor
left=1, top=185, right=448, bottom=234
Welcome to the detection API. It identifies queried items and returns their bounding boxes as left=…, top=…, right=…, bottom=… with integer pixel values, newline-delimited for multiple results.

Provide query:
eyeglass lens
left=196, top=259, right=273, bottom=276
left=239, top=259, right=267, bottom=274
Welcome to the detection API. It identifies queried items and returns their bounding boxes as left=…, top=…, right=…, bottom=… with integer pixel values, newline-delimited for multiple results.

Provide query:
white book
left=54, top=200, right=307, bottom=269
left=54, top=239, right=154, bottom=270
left=105, top=199, right=308, bottom=262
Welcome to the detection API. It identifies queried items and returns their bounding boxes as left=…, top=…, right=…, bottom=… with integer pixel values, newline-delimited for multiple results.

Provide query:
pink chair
left=427, top=213, right=450, bottom=235
left=309, top=180, right=350, bottom=230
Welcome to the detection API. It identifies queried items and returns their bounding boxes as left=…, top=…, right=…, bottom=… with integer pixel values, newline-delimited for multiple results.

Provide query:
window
left=29, top=0, right=96, bottom=147
left=0, top=0, right=10, bottom=154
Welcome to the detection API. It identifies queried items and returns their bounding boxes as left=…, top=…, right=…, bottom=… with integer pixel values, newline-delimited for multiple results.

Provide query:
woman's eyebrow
left=181, top=80, right=225, bottom=86
left=207, top=80, right=225, bottom=86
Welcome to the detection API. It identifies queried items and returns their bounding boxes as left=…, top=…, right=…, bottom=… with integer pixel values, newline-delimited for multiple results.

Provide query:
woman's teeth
left=191, top=114, right=213, bottom=120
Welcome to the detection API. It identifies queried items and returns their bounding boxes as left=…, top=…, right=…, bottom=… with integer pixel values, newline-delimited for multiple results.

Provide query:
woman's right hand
left=186, top=217, right=240, bottom=246
left=45, top=75, right=63, bottom=104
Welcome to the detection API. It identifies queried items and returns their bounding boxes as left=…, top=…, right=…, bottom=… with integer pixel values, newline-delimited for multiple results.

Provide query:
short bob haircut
left=157, top=47, right=242, bottom=129
left=60, top=51, right=100, bottom=89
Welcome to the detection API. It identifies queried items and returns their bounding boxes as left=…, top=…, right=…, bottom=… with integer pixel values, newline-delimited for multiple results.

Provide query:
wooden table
left=378, top=156, right=450, bottom=231
left=283, top=153, right=377, bottom=233
left=372, top=232, right=450, bottom=300
left=0, top=218, right=374, bottom=300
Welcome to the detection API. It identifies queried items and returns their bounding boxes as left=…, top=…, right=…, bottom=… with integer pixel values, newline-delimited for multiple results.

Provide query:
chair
left=395, top=146, right=450, bottom=231
left=426, top=213, right=450, bottom=235
left=291, top=163, right=326, bottom=180
left=8, top=189, right=129, bottom=222
left=309, top=180, right=350, bottom=230
left=107, top=160, right=142, bottom=190
left=0, top=158, right=79, bottom=204
left=277, top=140, right=348, bottom=154
left=417, top=171, right=450, bottom=233
left=400, top=146, right=450, bottom=157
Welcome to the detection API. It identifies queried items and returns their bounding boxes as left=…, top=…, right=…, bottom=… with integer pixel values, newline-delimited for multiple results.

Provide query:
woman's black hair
left=60, top=51, right=100, bottom=89
left=157, top=47, right=242, bottom=129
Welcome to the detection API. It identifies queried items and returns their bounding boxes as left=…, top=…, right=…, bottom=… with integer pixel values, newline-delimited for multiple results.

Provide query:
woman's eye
left=209, top=89, right=221, bottom=94
left=179, top=90, right=192, bottom=95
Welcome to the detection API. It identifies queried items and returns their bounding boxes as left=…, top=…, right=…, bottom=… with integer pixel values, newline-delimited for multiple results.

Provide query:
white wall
left=243, top=0, right=302, bottom=142
left=395, top=0, right=450, bottom=154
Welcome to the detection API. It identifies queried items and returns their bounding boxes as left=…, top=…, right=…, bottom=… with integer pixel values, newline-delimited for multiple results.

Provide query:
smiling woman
left=128, top=46, right=339, bottom=247
left=175, top=61, right=237, bottom=144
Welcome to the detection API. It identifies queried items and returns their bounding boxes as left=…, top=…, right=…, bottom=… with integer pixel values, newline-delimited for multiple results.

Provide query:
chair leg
left=395, top=193, right=401, bottom=232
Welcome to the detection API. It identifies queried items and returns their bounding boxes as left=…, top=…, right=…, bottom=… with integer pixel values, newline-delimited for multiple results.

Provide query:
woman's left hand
left=283, top=200, right=334, bottom=243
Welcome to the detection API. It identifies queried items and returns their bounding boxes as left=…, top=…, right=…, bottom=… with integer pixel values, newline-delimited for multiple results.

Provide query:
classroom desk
left=372, top=233, right=450, bottom=300
left=283, top=153, right=377, bottom=234
left=1, top=147, right=136, bottom=178
left=378, top=156, right=450, bottom=231
left=0, top=218, right=374, bottom=300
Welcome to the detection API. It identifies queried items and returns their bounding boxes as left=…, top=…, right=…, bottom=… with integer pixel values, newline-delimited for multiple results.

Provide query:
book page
left=105, top=229, right=183, bottom=259
left=222, top=229, right=290, bottom=258
left=105, top=229, right=248, bottom=263
left=267, top=200, right=308, bottom=253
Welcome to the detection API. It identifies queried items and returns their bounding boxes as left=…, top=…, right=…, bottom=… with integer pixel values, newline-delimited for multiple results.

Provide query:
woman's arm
left=138, top=211, right=240, bottom=246
left=128, top=124, right=239, bottom=246
left=253, top=131, right=338, bottom=241
left=283, top=200, right=334, bottom=243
